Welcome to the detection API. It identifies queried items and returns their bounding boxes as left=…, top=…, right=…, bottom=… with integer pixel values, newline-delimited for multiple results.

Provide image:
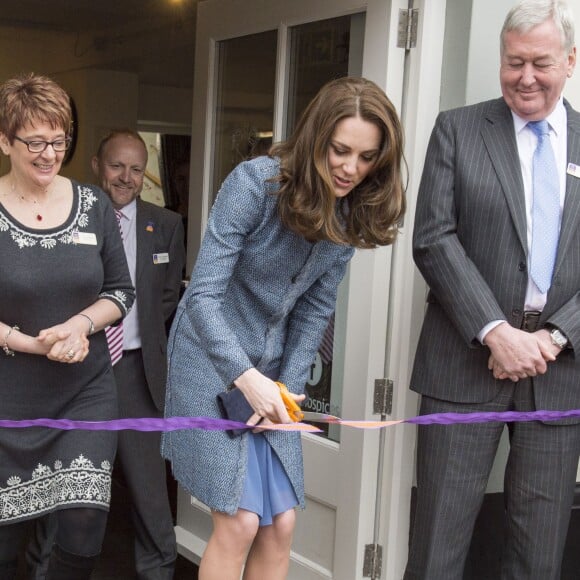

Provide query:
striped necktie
left=528, top=120, right=560, bottom=294
left=105, top=209, right=124, bottom=365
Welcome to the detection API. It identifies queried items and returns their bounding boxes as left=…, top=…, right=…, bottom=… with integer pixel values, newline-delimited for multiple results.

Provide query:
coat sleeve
left=278, top=246, right=354, bottom=394
left=546, top=293, right=580, bottom=353
left=98, top=188, right=135, bottom=317
left=180, top=160, right=268, bottom=385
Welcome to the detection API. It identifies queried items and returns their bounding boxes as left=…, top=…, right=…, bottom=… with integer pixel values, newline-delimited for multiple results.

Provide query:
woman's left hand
left=37, top=318, right=90, bottom=364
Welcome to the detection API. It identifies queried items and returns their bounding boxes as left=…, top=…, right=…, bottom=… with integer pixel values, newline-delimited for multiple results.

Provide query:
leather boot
left=46, top=544, right=99, bottom=580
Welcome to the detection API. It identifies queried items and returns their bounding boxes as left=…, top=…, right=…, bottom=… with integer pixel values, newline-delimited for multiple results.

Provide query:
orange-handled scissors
left=275, top=382, right=341, bottom=423
left=275, top=382, right=304, bottom=422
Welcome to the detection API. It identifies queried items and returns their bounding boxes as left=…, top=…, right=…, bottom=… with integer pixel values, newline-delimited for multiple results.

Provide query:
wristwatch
left=549, top=327, right=569, bottom=350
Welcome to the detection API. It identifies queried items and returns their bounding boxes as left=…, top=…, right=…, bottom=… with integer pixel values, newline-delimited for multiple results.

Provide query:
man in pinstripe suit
left=404, top=1, right=580, bottom=578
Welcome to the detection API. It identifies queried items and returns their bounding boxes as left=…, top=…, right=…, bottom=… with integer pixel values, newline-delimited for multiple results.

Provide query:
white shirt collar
left=118, top=198, right=137, bottom=221
left=511, top=97, right=566, bottom=137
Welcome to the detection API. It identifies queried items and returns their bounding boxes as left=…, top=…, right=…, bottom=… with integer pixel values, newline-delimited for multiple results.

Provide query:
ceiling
left=0, top=0, right=197, bottom=33
left=0, top=0, right=198, bottom=88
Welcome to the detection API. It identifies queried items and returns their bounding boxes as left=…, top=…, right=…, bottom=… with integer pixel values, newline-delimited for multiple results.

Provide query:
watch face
left=551, top=329, right=568, bottom=348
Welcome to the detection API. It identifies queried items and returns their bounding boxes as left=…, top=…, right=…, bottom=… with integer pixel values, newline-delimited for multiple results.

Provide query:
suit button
left=291, top=275, right=297, bottom=283
left=518, top=262, right=526, bottom=271
left=512, top=309, right=521, bottom=316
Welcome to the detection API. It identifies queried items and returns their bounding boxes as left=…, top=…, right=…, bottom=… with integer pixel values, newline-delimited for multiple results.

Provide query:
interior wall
left=138, top=84, right=193, bottom=134
left=0, top=25, right=193, bottom=183
left=0, top=26, right=75, bottom=80
left=440, top=0, right=472, bottom=110
left=465, top=0, right=580, bottom=107
left=48, top=70, right=138, bottom=183
left=443, top=0, right=580, bottom=109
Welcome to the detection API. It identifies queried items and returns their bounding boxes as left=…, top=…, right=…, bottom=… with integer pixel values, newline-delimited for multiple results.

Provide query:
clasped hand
left=36, top=318, right=90, bottom=364
left=485, top=323, right=561, bottom=382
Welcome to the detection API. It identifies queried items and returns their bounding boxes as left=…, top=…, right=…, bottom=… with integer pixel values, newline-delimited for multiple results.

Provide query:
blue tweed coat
left=162, top=156, right=354, bottom=513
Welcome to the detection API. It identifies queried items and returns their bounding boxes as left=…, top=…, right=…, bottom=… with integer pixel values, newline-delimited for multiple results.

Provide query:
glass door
left=180, top=1, right=414, bottom=578
left=285, top=14, right=364, bottom=444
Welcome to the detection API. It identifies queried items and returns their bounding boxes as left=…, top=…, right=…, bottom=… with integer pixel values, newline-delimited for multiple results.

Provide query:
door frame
left=374, top=1, right=448, bottom=576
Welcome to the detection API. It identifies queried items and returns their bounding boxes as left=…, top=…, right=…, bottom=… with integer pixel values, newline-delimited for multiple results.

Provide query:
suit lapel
left=480, top=99, right=528, bottom=254
left=135, top=199, right=152, bottom=281
left=555, top=103, right=580, bottom=274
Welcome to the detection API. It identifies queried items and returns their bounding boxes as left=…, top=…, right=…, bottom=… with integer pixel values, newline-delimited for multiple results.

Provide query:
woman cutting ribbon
left=162, top=76, right=406, bottom=580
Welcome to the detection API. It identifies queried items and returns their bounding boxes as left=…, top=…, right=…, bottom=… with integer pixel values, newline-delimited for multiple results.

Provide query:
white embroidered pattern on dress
left=0, top=455, right=112, bottom=522
left=0, top=185, right=96, bottom=249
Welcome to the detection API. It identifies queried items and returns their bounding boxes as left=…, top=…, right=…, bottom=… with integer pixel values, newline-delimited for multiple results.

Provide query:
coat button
left=518, top=262, right=526, bottom=271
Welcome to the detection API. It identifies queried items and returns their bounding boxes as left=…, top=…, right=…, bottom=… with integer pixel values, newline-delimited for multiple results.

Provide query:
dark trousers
left=404, top=381, right=580, bottom=580
left=26, top=350, right=177, bottom=580
left=114, top=349, right=177, bottom=580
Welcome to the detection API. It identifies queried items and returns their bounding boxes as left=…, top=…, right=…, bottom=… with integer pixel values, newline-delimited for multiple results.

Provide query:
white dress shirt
left=118, top=199, right=141, bottom=350
left=514, top=99, right=567, bottom=310
left=479, top=98, right=567, bottom=343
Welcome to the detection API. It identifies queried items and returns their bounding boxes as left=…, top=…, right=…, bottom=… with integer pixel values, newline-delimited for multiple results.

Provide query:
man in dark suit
left=92, top=129, right=185, bottom=579
left=405, top=1, right=580, bottom=578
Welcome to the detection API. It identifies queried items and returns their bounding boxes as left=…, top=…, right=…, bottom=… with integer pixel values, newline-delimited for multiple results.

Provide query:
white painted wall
left=466, top=0, right=580, bottom=107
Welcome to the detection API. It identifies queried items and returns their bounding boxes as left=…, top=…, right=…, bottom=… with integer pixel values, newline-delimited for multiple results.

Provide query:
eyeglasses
left=13, top=135, right=72, bottom=153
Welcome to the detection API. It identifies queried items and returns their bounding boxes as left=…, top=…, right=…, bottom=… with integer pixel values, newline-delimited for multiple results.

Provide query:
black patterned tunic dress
left=0, top=181, right=134, bottom=525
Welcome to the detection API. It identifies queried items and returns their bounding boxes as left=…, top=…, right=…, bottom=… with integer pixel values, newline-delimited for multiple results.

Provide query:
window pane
left=286, top=13, right=365, bottom=442
left=212, top=30, right=277, bottom=198
left=285, top=13, right=365, bottom=137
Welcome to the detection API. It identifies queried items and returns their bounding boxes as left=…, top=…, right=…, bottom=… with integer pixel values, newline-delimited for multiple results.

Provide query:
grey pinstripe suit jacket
left=411, top=97, right=580, bottom=409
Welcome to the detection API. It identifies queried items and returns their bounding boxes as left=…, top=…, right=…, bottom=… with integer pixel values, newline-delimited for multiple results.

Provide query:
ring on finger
left=66, top=349, right=75, bottom=359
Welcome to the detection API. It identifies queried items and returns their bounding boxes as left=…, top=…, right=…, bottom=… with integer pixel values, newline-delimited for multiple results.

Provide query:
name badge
left=153, top=252, right=170, bottom=264
left=73, top=231, right=97, bottom=245
left=566, top=162, right=580, bottom=178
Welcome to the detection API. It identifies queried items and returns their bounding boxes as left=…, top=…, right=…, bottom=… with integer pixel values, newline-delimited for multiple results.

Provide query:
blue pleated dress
left=236, top=368, right=299, bottom=526
left=238, top=432, right=299, bottom=526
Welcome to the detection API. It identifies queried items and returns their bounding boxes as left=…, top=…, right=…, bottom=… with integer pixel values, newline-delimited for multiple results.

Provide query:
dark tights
left=0, top=508, right=108, bottom=578
left=53, top=507, right=108, bottom=556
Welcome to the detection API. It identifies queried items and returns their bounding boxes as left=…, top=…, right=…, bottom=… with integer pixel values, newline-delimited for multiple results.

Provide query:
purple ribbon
left=0, top=409, right=579, bottom=432
left=406, top=409, right=580, bottom=425
left=0, top=416, right=249, bottom=432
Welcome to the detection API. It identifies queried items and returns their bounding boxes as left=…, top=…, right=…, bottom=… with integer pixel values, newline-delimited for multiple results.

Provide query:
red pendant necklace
left=18, top=194, right=43, bottom=221
left=11, top=182, right=46, bottom=221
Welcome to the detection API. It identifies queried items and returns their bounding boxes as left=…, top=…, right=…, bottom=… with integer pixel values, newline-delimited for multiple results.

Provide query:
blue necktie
left=528, top=120, right=560, bottom=294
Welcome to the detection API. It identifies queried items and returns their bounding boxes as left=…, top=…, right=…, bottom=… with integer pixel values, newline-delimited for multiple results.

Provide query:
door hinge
left=373, top=378, right=393, bottom=417
left=363, top=543, right=383, bottom=578
left=397, top=8, right=419, bottom=50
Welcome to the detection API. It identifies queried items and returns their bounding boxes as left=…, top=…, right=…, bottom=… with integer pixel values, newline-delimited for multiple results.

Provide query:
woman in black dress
left=0, top=73, right=134, bottom=578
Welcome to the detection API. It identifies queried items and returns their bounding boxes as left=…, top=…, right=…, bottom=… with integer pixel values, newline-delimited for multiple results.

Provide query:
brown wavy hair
left=270, top=76, right=405, bottom=249
left=0, top=73, right=73, bottom=142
